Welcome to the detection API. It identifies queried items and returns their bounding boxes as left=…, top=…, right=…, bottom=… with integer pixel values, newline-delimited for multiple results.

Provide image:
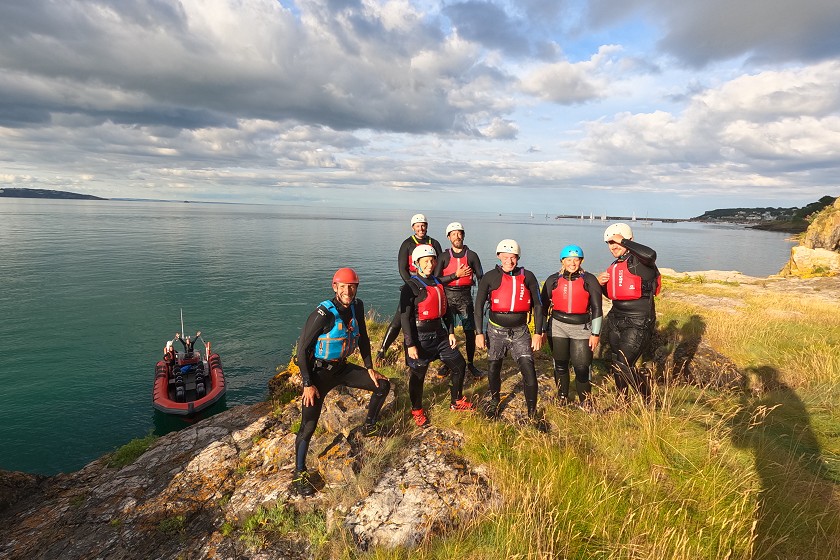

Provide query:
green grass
left=105, top=433, right=157, bottom=468
left=268, top=283, right=840, bottom=559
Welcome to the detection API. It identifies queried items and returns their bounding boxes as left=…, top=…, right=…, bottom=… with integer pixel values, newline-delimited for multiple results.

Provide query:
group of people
left=290, top=214, right=659, bottom=496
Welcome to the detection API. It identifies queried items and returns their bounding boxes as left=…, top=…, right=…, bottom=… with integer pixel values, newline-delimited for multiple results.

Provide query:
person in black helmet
left=291, top=267, right=391, bottom=497
left=474, top=239, right=544, bottom=423
left=435, top=221, right=485, bottom=378
left=541, top=244, right=603, bottom=408
left=376, top=213, right=443, bottom=361
left=597, top=223, right=660, bottom=404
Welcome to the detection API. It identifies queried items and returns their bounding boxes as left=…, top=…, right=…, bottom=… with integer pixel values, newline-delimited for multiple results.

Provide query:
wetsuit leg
left=294, top=372, right=339, bottom=472
left=378, top=305, right=402, bottom=356
left=550, top=335, right=571, bottom=399
left=440, top=340, right=467, bottom=403
left=408, top=365, right=429, bottom=410
left=569, top=338, right=593, bottom=402
left=340, top=364, right=392, bottom=424
left=517, top=356, right=539, bottom=417
left=608, top=314, right=651, bottom=402
left=464, top=329, right=476, bottom=364
left=487, top=359, right=503, bottom=401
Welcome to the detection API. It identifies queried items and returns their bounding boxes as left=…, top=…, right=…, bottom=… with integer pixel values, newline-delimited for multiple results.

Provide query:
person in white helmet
left=376, top=213, right=443, bottom=361
left=597, top=223, right=660, bottom=403
left=434, top=221, right=485, bottom=378
left=473, top=239, right=544, bottom=423
left=399, top=244, right=475, bottom=428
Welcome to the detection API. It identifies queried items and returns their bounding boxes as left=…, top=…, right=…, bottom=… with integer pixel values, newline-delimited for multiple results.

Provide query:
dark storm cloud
left=587, top=0, right=840, bottom=66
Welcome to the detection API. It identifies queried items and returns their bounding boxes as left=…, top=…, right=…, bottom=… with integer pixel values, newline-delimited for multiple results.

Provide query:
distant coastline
left=0, top=187, right=106, bottom=201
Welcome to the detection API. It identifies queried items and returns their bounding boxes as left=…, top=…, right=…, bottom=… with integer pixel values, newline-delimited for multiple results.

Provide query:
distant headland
left=689, top=195, right=836, bottom=233
left=0, top=187, right=106, bottom=201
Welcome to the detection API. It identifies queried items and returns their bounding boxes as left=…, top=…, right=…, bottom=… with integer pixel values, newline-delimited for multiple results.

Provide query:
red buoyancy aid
left=414, top=277, right=447, bottom=320
left=490, top=269, right=531, bottom=312
left=551, top=275, right=589, bottom=314
left=407, top=236, right=433, bottom=274
left=442, top=248, right=472, bottom=287
left=606, top=259, right=661, bottom=301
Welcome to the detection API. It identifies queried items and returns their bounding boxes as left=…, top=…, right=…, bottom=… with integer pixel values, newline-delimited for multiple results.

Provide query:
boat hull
left=153, top=353, right=226, bottom=416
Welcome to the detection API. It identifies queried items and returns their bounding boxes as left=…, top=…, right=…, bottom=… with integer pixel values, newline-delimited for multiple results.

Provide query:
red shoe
left=411, top=408, right=429, bottom=427
left=450, top=397, right=476, bottom=411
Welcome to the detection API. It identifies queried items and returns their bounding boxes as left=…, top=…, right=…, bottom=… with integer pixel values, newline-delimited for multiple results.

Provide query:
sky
left=1, top=0, right=839, bottom=218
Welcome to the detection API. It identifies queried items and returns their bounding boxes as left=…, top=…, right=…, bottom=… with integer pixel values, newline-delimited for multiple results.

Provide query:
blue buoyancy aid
left=314, top=300, right=359, bottom=361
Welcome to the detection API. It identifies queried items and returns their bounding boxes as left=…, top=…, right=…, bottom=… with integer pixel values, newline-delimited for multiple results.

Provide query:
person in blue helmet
left=540, top=245, right=603, bottom=408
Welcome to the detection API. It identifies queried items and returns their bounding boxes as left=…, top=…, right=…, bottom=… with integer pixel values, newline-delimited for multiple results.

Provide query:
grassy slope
left=299, top=281, right=840, bottom=559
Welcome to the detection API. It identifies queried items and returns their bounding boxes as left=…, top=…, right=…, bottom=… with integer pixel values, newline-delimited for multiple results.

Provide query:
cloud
left=587, top=0, right=840, bottom=66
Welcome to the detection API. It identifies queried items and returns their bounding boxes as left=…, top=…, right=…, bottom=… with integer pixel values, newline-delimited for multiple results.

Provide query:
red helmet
left=332, top=267, right=360, bottom=285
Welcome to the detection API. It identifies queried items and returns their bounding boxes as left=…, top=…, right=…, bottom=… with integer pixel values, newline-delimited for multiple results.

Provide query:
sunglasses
left=606, top=240, right=620, bottom=245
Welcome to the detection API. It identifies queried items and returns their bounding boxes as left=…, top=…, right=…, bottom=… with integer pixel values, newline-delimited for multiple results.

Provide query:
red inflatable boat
left=153, top=333, right=226, bottom=416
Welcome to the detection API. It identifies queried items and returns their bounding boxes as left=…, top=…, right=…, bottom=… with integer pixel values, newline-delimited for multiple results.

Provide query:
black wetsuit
left=294, top=297, right=391, bottom=472
left=399, top=275, right=466, bottom=409
left=434, top=245, right=484, bottom=365
left=473, top=265, right=544, bottom=415
left=602, top=239, right=659, bottom=401
left=379, top=235, right=443, bottom=355
left=541, top=270, right=603, bottom=402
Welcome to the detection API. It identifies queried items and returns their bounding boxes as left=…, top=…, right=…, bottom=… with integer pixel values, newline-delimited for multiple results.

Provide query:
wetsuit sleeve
left=354, top=300, right=374, bottom=370
left=621, top=238, right=657, bottom=267
left=584, top=273, right=604, bottom=335
left=296, top=305, right=334, bottom=386
left=473, top=272, right=496, bottom=334
left=399, top=283, right=421, bottom=347
left=397, top=238, right=414, bottom=284
left=525, top=270, right=544, bottom=334
left=540, top=274, right=557, bottom=322
left=432, top=238, right=443, bottom=256
left=469, top=251, right=484, bottom=282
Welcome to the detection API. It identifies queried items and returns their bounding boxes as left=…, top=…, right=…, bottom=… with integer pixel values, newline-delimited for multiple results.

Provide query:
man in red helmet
left=291, top=267, right=391, bottom=496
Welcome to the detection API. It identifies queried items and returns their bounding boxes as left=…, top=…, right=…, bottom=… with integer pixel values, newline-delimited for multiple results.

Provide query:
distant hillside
left=0, top=188, right=106, bottom=201
left=691, top=195, right=837, bottom=233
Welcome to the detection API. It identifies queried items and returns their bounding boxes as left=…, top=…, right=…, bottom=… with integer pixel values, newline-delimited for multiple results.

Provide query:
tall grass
left=299, top=281, right=840, bottom=559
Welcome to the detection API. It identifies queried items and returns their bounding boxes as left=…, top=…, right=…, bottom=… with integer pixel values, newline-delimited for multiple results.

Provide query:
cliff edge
left=780, top=197, right=840, bottom=276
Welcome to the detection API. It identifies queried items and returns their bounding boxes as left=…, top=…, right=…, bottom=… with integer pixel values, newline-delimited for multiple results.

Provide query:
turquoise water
left=0, top=199, right=794, bottom=475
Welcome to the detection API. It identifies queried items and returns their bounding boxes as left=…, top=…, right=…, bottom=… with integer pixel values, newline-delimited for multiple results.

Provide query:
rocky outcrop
left=0, top=362, right=497, bottom=559
left=803, top=197, right=840, bottom=251
left=781, top=197, right=840, bottom=276
left=344, top=428, right=496, bottom=549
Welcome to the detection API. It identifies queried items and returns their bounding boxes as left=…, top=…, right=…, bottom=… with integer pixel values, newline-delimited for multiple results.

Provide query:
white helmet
left=604, top=223, right=633, bottom=242
left=496, top=239, right=520, bottom=256
left=445, top=222, right=464, bottom=236
left=410, top=213, right=428, bottom=226
left=412, top=244, right=437, bottom=266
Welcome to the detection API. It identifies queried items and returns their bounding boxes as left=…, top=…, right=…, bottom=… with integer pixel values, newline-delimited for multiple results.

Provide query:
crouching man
left=291, top=267, right=390, bottom=496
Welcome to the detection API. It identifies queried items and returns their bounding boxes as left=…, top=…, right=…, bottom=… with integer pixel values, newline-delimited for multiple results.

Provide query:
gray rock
left=344, top=428, right=497, bottom=549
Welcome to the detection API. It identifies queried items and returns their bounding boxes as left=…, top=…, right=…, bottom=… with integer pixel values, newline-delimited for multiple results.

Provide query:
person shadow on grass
left=730, top=365, right=840, bottom=559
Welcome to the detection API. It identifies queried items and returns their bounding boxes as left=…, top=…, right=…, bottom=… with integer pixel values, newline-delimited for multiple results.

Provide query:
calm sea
left=0, top=199, right=794, bottom=475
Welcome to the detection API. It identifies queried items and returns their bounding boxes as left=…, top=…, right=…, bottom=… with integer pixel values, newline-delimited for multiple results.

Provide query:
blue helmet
left=560, top=244, right=584, bottom=260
